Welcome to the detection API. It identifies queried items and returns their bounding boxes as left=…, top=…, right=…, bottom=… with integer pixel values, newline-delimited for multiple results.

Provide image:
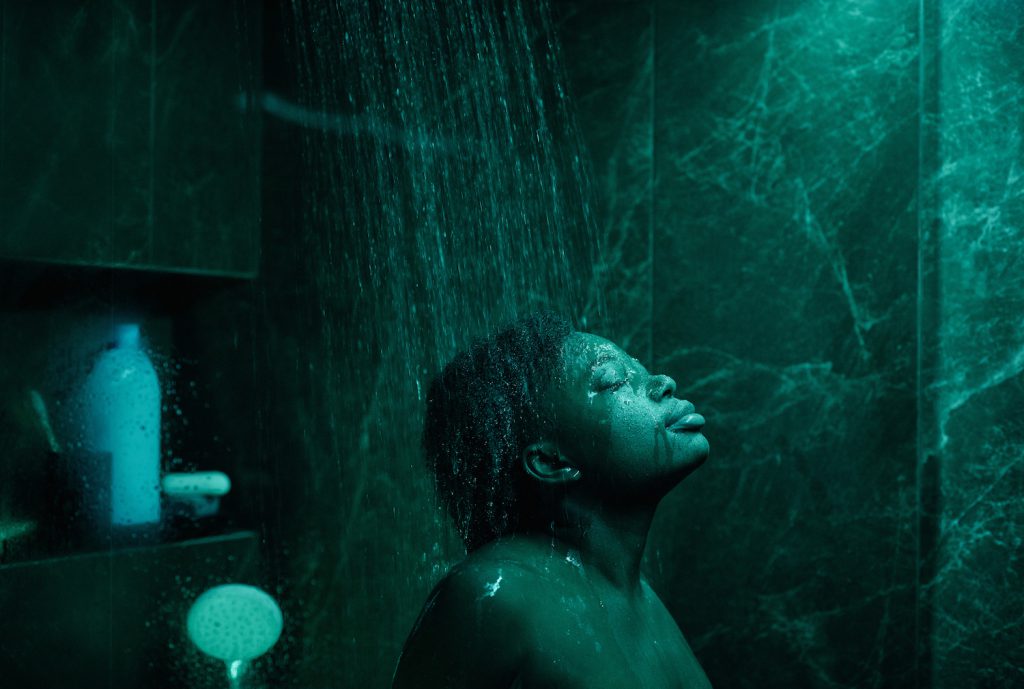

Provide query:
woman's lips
left=668, top=413, right=705, bottom=431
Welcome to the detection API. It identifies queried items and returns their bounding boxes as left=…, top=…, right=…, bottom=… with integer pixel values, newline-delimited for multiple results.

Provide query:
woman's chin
left=665, top=433, right=710, bottom=482
left=690, top=433, right=710, bottom=462
left=671, top=429, right=709, bottom=462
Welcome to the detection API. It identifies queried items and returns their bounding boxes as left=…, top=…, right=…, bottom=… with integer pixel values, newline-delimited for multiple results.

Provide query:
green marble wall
left=0, top=1, right=260, bottom=275
left=927, top=0, right=1024, bottom=684
left=560, top=0, right=1020, bottom=687
left=646, top=1, right=920, bottom=687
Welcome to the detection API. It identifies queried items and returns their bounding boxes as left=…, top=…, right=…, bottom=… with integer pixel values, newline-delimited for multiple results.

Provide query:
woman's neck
left=547, top=495, right=659, bottom=597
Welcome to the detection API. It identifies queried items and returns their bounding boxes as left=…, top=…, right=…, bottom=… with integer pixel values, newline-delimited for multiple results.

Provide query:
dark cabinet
left=0, top=1, right=260, bottom=276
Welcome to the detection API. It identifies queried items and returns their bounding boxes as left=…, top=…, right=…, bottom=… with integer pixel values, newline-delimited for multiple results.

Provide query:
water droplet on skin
left=479, top=569, right=504, bottom=599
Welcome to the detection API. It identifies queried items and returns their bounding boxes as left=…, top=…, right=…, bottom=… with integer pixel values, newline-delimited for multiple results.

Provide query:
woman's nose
left=648, top=374, right=676, bottom=401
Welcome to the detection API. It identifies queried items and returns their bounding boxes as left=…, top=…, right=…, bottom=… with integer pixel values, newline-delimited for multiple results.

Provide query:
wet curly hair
left=423, top=312, right=574, bottom=552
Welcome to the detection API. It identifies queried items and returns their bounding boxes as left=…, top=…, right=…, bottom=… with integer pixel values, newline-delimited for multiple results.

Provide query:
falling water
left=268, top=2, right=606, bottom=682
left=284, top=0, right=603, bottom=383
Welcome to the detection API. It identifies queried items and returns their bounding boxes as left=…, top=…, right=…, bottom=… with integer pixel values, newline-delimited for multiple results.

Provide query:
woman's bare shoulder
left=467, top=535, right=584, bottom=583
left=433, top=537, right=571, bottom=614
left=391, top=542, right=550, bottom=689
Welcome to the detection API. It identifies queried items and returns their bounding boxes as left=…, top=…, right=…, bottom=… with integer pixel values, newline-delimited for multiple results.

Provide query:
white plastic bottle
left=82, top=323, right=162, bottom=527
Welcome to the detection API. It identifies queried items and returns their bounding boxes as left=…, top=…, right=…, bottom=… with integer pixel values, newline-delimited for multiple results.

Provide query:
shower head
left=186, top=583, right=283, bottom=663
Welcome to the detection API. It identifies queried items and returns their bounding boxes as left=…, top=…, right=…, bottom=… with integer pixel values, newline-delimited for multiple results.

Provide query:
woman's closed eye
left=595, top=367, right=627, bottom=391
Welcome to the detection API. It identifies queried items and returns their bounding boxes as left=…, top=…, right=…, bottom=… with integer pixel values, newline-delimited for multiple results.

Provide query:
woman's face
left=543, top=332, right=710, bottom=499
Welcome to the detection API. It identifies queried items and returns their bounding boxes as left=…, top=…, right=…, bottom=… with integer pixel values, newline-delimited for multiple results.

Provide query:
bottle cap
left=114, top=324, right=141, bottom=349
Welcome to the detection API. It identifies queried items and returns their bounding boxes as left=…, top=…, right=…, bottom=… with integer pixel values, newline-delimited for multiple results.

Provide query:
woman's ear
left=522, top=440, right=581, bottom=485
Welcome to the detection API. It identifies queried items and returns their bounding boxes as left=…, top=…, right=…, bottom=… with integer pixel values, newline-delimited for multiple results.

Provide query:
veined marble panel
left=930, top=2, right=1024, bottom=686
left=649, top=1, right=920, bottom=687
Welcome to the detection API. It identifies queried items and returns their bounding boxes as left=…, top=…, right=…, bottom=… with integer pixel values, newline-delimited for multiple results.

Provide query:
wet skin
left=392, top=333, right=712, bottom=689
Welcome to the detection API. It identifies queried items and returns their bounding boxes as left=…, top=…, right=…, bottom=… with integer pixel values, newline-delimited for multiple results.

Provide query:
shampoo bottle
left=82, top=324, right=162, bottom=527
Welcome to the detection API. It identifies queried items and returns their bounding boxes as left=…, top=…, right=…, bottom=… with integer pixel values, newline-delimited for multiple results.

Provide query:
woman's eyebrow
left=589, top=351, right=618, bottom=369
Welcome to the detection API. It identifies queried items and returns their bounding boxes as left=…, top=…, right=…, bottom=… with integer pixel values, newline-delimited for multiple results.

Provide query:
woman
left=392, top=313, right=712, bottom=688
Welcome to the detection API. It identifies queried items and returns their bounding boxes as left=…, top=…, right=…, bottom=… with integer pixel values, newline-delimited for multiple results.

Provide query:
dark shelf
left=0, top=530, right=264, bottom=687
left=0, top=257, right=254, bottom=316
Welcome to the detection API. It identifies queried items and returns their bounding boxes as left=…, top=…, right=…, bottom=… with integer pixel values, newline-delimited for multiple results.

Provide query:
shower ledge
left=0, top=530, right=266, bottom=687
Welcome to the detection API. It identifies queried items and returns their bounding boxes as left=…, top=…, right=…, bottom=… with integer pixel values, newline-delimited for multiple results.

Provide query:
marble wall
left=552, top=0, right=1023, bottom=687
left=927, top=1, right=1024, bottom=685
left=645, top=1, right=921, bottom=687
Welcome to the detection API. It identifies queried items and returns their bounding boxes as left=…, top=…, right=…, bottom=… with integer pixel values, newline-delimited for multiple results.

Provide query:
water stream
left=285, top=0, right=604, bottom=388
